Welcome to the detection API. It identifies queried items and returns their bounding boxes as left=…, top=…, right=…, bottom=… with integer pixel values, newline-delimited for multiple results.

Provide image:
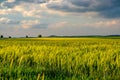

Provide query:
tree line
left=0, top=34, right=42, bottom=38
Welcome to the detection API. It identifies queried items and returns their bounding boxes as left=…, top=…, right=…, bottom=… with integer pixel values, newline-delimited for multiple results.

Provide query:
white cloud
left=13, top=4, right=42, bottom=18
left=0, top=4, right=42, bottom=18
left=21, top=20, right=40, bottom=29
left=0, top=17, right=19, bottom=24
left=0, top=9, right=17, bottom=15
left=84, top=20, right=120, bottom=28
left=48, top=21, right=68, bottom=28
left=0, top=17, right=10, bottom=23
left=7, top=0, right=15, bottom=2
left=0, top=0, right=67, bottom=17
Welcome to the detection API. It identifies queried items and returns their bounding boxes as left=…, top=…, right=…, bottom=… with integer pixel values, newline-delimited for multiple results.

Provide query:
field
left=0, top=38, right=120, bottom=80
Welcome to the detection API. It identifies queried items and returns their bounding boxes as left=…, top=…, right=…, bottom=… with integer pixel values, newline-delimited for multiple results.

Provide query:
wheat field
left=0, top=38, right=120, bottom=80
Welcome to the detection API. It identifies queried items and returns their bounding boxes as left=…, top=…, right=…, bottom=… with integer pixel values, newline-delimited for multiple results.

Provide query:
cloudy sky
left=0, top=0, right=120, bottom=37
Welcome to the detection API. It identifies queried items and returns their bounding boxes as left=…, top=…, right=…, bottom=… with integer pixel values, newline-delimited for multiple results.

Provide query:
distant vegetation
left=1, top=34, right=120, bottom=39
left=0, top=34, right=43, bottom=39
left=38, top=34, right=42, bottom=38
left=0, top=35, right=3, bottom=38
left=26, top=35, right=28, bottom=38
left=48, top=35, right=120, bottom=39
left=9, top=36, right=12, bottom=38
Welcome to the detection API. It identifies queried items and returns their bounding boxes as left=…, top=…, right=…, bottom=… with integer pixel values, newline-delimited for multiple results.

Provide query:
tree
left=26, top=35, right=28, bottom=38
left=9, top=36, right=12, bottom=38
left=38, top=34, right=42, bottom=38
left=0, top=35, right=3, bottom=38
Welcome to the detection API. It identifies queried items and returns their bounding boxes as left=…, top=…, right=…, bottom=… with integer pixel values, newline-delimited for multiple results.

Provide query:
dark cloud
left=0, top=0, right=50, bottom=8
left=1, top=0, right=120, bottom=18
left=1, top=1, right=15, bottom=8
left=15, top=0, right=50, bottom=3
left=47, top=0, right=120, bottom=18
left=69, top=0, right=92, bottom=7
left=0, top=0, right=6, bottom=3
left=100, top=7, right=120, bottom=18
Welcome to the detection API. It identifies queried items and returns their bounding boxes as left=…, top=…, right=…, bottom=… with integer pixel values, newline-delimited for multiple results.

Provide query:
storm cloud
left=47, top=0, right=120, bottom=18
left=1, top=0, right=120, bottom=18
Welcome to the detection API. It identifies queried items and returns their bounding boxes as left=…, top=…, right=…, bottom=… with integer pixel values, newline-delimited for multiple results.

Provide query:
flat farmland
left=0, top=38, right=120, bottom=80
